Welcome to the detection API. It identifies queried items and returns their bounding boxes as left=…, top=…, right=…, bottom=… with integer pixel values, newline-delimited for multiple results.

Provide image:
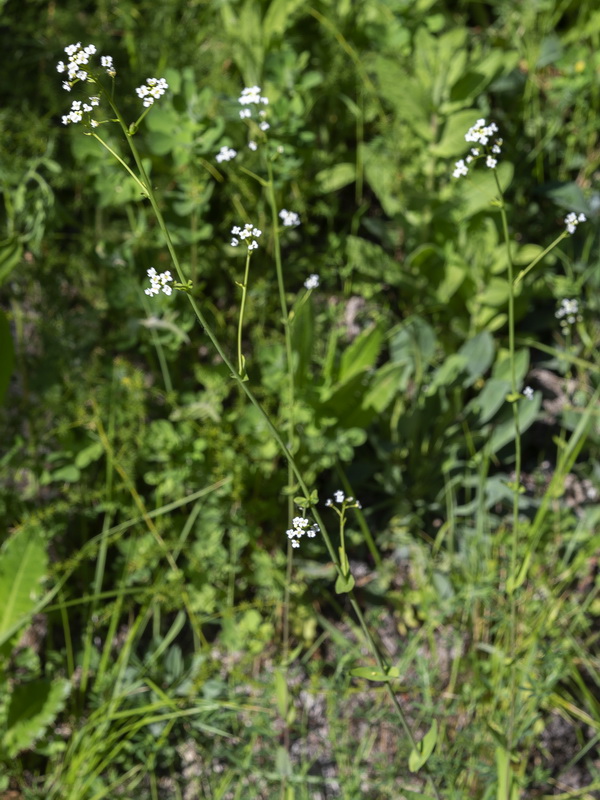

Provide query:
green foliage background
left=1, top=0, right=599, bottom=797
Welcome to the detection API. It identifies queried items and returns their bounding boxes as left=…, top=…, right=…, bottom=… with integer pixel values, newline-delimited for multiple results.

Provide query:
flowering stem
left=88, top=133, right=149, bottom=196
left=99, top=106, right=437, bottom=788
left=493, top=167, right=520, bottom=798
left=236, top=250, right=252, bottom=377
left=513, top=232, right=568, bottom=286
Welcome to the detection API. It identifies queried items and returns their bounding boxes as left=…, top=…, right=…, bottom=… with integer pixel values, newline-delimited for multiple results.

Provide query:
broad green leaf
left=315, top=163, right=356, bottom=194
left=361, top=362, right=411, bottom=413
left=489, top=393, right=541, bottom=454
left=335, top=572, right=355, bottom=594
left=338, top=325, right=384, bottom=384
left=426, top=353, right=467, bottom=394
left=458, top=331, right=494, bottom=387
left=390, top=317, right=438, bottom=368
left=459, top=161, right=514, bottom=218
left=468, top=378, right=511, bottom=424
left=409, top=720, right=438, bottom=772
left=3, top=679, right=70, bottom=757
left=0, top=309, right=15, bottom=405
left=493, top=349, right=529, bottom=385
left=0, top=527, right=47, bottom=656
left=362, top=142, right=404, bottom=216
left=432, top=109, right=486, bottom=157
left=291, top=294, right=314, bottom=388
left=263, top=0, right=307, bottom=43
left=436, top=250, right=467, bottom=300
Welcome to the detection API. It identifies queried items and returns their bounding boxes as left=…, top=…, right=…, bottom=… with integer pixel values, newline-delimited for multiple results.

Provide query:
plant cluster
left=1, top=1, right=599, bottom=799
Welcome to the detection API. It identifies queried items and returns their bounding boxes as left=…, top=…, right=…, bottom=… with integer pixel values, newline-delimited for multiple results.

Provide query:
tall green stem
left=494, top=169, right=520, bottom=799
left=101, top=106, right=439, bottom=797
left=236, top=250, right=252, bottom=376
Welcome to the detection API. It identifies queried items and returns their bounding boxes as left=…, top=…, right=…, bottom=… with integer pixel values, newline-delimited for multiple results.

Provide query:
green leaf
left=0, top=527, right=48, bottom=656
left=432, top=110, right=487, bottom=157
left=458, top=331, right=495, bottom=387
left=493, top=349, right=529, bottom=385
left=409, top=720, right=438, bottom=772
left=350, top=665, right=401, bottom=682
left=291, top=293, right=314, bottom=388
left=361, top=362, right=410, bottom=413
left=315, top=163, right=356, bottom=194
left=335, top=572, right=355, bottom=594
left=397, top=789, right=437, bottom=800
left=3, top=678, right=70, bottom=757
left=0, top=309, right=15, bottom=405
left=338, top=325, right=384, bottom=384
left=263, top=0, right=306, bottom=43
left=468, top=378, right=511, bottom=424
left=426, top=353, right=467, bottom=394
left=459, top=161, right=514, bottom=218
left=0, top=238, right=22, bottom=287
left=274, top=668, right=288, bottom=719
left=489, top=393, right=541, bottom=454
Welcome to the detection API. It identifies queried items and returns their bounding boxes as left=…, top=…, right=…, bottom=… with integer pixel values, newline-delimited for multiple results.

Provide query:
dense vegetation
left=1, top=1, right=599, bottom=797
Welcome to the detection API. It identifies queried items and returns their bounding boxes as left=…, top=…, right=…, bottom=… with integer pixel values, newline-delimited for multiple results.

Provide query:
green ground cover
left=1, top=1, right=599, bottom=797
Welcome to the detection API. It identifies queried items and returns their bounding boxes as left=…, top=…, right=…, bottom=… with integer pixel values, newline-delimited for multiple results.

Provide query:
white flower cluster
left=453, top=118, right=503, bottom=179
left=231, top=223, right=262, bottom=251
left=61, top=96, right=100, bottom=126
left=304, top=274, right=319, bottom=290
left=56, top=43, right=116, bottom=92
left=238, top=86, right=269, bottom=107
left=325, top=491, right=362, bottom=509
left=216, top=146, right=237, bottom=163
left=523, top=386, right=534, bottom=400
left=145, top=268, right=173, bottom=296
left=279, top=209, right=300, bottom=227
left=135, top=77, right=169, bottom=108
left=286, top=516, right=320, bottom=549
left=564, top=212, right=586, bottom=234
left=101, top=55, right=115, bottom=76
left=555, top=298, right=582, bottom=331
left=238, top=85, right=270, bottom=147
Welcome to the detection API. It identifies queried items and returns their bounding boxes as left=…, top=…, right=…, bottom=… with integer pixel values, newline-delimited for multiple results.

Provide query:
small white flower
left=239, top=85, right=268, bottom=106
left=285, top=514, right=320, bottom=549
left=564, top=212, right=586, bottom=234
left=453, top=159, right=469, bottom=178
left=453, top=120, right=502, bottom=178
left=555, top=297, right=582, bottom=330
left=523, top=386, right=534, bottom=400
left=334, top=490, right=345, bottom=503
left=216, top=146, right=237, bottom=163
left=135, top=77, right=168, bottom=107
left=279, top=209, right=301, bottom=227
left=304, top=274, right=319, bottom=290
left=259, top=121, right=270, bottom=131
left=248, top=140, right=257, bottom=151
left=145, top=267, right=174, bottom=297
left=239, top=108, right=252, bottom=119
left=230, top=223, right=261, bottom=251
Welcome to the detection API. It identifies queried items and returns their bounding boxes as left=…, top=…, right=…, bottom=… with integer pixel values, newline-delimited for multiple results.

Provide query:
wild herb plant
left=2, top=3, right=600, bottom=799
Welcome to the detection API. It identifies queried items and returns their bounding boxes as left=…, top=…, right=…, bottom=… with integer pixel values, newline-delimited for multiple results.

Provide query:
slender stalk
left=266, top=159, right=297, bottom=791
left=236, top=250, right=252, bottom=376
left=493, top=169, right=520, bottom=800
left=513, top=231, right=568, bottom=286
left=99, top=101, right=439, bottom=794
